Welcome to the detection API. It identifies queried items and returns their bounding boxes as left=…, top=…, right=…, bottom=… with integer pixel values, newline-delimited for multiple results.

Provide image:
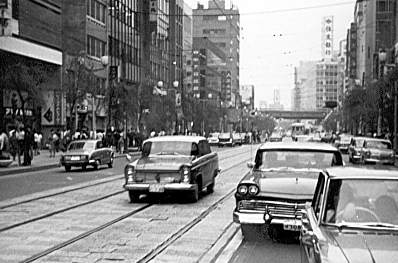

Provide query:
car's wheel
left=189, top=178, right=202, bottom=202
left=207, top=177, right=215, bottom=194
left=348, top=155, right=352, bottom=163
left=82, top=165, right=87, bottom=171
left=108, top=157, right=113, bottom=168
left=93, top=160, right=100, bottom=170
left=64, top=165, right=71, bottom=172
left=128, top=191, right=140, bottom=203
left=241, top=224, right=265, bottom=241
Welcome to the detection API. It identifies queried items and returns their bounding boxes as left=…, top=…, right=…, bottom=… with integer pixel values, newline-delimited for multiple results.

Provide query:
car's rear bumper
left=233, top=211, right=302, bottom=231
left=363, top=158, right=394, bottom=165
left=61, top=160, right=94, bottom=167
left=124, top=183, right=197, bottom=193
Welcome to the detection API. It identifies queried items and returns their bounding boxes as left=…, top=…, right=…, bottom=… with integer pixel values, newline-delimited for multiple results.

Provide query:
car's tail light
left=180, top=166, right=191, bottom=183
left=237, top=185, right=248, bottom=195
left=125, top=166, right=135, bottom=183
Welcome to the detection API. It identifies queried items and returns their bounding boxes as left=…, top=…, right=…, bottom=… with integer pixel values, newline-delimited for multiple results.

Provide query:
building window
left=87, top=0, right=106, bottom=23
left=12, top=0, right=19, bottom=19
left=87, top=35, right=106, bottom=58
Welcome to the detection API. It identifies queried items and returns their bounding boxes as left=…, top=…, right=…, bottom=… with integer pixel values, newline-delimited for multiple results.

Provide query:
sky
left=185, top=0, right=357, bottom=109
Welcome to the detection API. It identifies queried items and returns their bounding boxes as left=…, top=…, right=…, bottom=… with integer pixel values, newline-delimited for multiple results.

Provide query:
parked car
left=301, top=167, right=398, bottom=263
left=360, top=138, right=395, bottom=165
left=60, top=140, right=114, bottom=172
left=348, top=137, right=366, bottom=163
left=294, top=135, right=313, bottom=142
left=334, top=135, right=352, bottom=154
left=123, top=136, right=219, bottom=203
left=233, top=142, right=343, bottom=241
left=207, top=132, right=220, bottom=146
left=269, top=132, right=283, bottom=142
left=218, top=132, right=240, bottom=147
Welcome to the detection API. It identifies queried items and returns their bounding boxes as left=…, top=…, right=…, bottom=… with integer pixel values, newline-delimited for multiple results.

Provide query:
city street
left=0, top=145, right=254, bottom=263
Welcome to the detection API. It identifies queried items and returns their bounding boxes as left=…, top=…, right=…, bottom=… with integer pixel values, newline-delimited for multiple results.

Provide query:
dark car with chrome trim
left=60, top=140, right=114, bottom=172
left=123, top=136, right=219, bottom=203
left=348, top=136, right=365, bottom=164
left=360, top=138, right=395, bottom=165
left=334, top=135, right=352, bottom=154
left=233, top=142, right=343, bottom=241
left=300, top=167, right=398, bottom=263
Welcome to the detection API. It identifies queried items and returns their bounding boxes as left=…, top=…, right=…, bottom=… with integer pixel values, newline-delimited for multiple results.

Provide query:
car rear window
left=256, top=150, right=342, bottom=169
left=68, top=141, right=95, bottom=151
left=142, top=141, right=195, bottom=156
left=366, top=140, right=392, bottom=149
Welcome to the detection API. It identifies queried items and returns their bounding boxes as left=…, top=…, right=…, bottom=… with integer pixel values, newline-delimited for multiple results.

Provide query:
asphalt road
left=0, top=146, right=240, bottom=201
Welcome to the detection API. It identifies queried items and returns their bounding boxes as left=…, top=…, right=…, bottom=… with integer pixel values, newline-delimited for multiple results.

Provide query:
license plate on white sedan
left=71, top=156, right=80, bottom=161
left=282, top=220, right=301, bottom=231
left=149, top=184, right=165, bottom=193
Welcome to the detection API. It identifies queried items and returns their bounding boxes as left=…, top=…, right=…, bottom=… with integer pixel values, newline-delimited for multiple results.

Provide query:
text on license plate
left=71, top=156, right=80, bottom=161
left=149, top=184, right=165, bottom=193
left=283, top=221, right=301, bottom=231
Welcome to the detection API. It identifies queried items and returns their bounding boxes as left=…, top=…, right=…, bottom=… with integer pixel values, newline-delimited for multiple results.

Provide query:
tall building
left=268, top=89, right=284, bottom=110
left=182, top=3, right=193, bottom=95
left=193, top=0, right=240, bottom=107
left=296, top=61, right=317, bottom=111
left=353, top=0, right=396, bottom=85
left=0, top=0, right=62, bottom=135
left=62, top=0, right=143, bottom=131
left=240, top=85, right=255, bottom=110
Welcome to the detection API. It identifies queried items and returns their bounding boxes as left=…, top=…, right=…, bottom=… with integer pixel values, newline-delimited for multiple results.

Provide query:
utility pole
left=394, top=81, right=397, bottom=153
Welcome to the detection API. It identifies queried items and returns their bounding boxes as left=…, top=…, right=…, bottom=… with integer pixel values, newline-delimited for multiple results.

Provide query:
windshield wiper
left=333, top=222, right=398, bottom=231
left=360, top=222, right=398, bottom=229
left=154, top=152, right=181, bottom=156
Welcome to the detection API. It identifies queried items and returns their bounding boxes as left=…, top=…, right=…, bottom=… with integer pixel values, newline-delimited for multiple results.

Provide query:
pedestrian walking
left=37, top=132, right=43, bottom=154
left=33, top=130, right=39, bottom=155
left=22, top=127, right=33, bottom=166
left=48, top=130, right=56, bottom=158
left=9, top=131, right=18, bottom=161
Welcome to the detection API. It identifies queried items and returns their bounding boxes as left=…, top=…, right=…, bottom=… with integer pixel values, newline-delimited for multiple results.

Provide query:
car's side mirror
left=247, top=161, right=255, bottom=168
left=126, top=154, right=133, bottom=162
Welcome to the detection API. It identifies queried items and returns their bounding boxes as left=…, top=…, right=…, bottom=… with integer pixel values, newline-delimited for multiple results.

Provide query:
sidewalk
left=0, top=148, right=141, bottom=177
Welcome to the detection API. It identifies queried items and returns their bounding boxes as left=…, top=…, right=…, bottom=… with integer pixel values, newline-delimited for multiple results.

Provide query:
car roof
left=258, top=142, right=338, bottom=151
left=144, top=135, right=206, bottom=144
left=363, top=138, right=391, bottom=143
left=69, top=140, right=99, bottom=143
left=325, top=167, right=398, bottom=179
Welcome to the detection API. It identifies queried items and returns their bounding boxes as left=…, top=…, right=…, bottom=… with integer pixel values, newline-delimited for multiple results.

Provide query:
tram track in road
left=0, top=150, right=251, bottom=234
left=0, top=145, right=251, bottom=210
left=16, top=157, right=250, bottom=263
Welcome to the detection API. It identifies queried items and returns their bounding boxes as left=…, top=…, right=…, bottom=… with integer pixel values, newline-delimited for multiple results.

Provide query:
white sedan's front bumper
left=124, top=183, right=197, bottom=192
left=233, top=211, right=302, bottom=231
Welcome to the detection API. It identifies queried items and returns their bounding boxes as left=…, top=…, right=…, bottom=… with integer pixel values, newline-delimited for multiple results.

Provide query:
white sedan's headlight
left=248, top=185, right=259, bottom=196
left=237, top=185, right=248, bottom=195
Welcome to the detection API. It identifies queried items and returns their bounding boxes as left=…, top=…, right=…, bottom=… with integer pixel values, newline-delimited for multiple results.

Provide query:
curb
left=0, top=152, right=141, bottom=177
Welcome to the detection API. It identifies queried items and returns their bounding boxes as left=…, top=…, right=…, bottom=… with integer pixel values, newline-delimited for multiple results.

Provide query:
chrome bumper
left=233, top=211, right=302, bottom=229
left=124, top=183, right=197, bottom=192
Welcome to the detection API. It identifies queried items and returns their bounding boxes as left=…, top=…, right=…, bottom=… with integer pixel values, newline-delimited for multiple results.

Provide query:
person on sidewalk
left=22, top=127, right=33, bottom=166
left=9, top=131, right=18, bottom=161
left=0, top=129, right=9, bottom=159
left=48, top=130, right=56, bottom=158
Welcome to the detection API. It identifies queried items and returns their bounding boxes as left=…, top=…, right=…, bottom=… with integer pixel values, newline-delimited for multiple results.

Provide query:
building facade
left=239, top=85, right=255, bottom=110
left=193, top=0, right=240, bottom=107
left=0, top=0, right=63, bottom=136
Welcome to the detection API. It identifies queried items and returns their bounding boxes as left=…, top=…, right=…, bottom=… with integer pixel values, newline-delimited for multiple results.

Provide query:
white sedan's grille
left=135, top=172, right=181, bottom=183
left=238, top=200, right=306, bottom=219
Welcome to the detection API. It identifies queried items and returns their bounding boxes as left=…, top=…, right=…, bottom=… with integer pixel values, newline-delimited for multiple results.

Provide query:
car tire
left=93, top=160, right=100, bottom=170
left=128, top=191, right=140, bottom=203
left=64, top=165, right=71, bottom=172
left=207, top=177, right=215, bottom=194
left=108, top=157, right=113, bottom=168
left=241, top=224, right=265, bottom=241
left=82, top=165, right=87, bottom=171
left=189, top=179, right=202, bottom=203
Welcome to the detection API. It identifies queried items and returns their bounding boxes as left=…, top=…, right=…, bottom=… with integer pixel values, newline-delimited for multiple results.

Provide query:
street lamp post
left=378, top=50, right=387, bottom=136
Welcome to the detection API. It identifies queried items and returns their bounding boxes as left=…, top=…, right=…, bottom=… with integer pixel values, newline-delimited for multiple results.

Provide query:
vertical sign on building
left=322, top=16, right=334, bottom=60
left=150, top=0, right=158, bottom=22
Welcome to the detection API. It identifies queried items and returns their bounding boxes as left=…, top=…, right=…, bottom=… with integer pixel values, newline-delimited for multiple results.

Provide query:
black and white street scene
left=1, top=0, right=398, bottom=262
